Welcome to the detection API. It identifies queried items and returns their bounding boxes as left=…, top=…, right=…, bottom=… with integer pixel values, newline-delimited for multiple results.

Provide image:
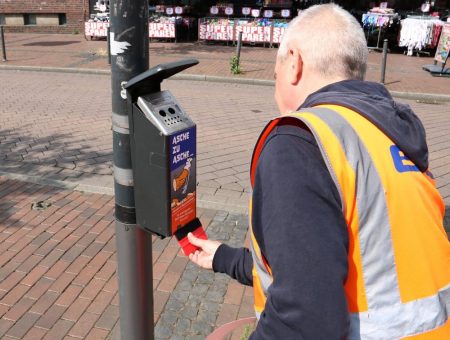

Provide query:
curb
left=3, top=64, right=449, bottom=102
left=389, top=91, right=450, bottom=103
left=0, top=170, right=77, bottom=190
left=0, top=65, right=110, bottom=75
left=0, top=170, right=249, bottom=214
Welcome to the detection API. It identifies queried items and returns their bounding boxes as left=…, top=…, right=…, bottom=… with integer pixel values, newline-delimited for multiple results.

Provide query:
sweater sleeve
left=249, top=125, right=350, bottom=339
left=212, top=244, right=253, bottom=286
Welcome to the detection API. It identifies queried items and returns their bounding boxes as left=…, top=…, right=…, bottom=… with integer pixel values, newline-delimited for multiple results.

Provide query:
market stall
left=198, top=6, right=289, bottom=46
left=399, top=16, right=444, bottom=56
left=422, top=22, right=450, bottom=76
left=397, top=1, right=446, bottom=56
left=85, top=1, right=110, bottom=39
left=149, top=6, right=197, bottom=41
left=362, top=5, right=400, bottom=50
left=85, top=4, right=196, bottom=41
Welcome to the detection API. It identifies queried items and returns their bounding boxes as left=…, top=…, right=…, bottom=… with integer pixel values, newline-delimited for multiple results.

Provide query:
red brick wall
left=0, top=0, right=89, bottom=34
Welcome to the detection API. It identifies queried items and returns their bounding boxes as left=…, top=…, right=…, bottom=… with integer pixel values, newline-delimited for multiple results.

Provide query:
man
left=188, top=4, right=450, bottom=339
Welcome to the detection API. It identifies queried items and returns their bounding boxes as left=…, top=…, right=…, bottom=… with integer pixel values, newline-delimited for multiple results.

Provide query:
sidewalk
left=1, top=32, right=450, bottom=97
left=0, top=33, right=450, bottom=339
left=0, top=176, right=253, bottom=339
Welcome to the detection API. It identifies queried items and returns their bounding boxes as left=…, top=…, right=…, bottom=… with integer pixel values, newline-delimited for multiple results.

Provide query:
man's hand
left=187, top=232, right=222, bottom=270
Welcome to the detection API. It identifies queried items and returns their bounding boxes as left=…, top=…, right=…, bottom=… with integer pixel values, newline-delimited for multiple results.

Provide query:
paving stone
left=154, top=321, right=171, bottom=339
left=196, top=309, right=217, bottom=325
left=164, top=298, right=184, bottom=312
left=172, top=290, right=191, bottom=303
left=95, top=305, right=119, bottom=331
left=191, top=319, right=214, bottom=334
left=159, top=312, right=178, bottom=325
left=179, top=268, right=198, bottom=283
left=180, top=305, right=198, bottom=320
left=200, top=301, right=221, bottom=314
left=196, top=271, right=215, bottom=285
left=185, top=293, right=202, bottom=305
left=169, top=335, right=185, bottom=340
left=5, top=312, right=40, bottom=339
left=187, top=335, right=205, bottom=340
left=0, top=318, right=14, bottom=338
left=173, top=318, right=191, bottom=334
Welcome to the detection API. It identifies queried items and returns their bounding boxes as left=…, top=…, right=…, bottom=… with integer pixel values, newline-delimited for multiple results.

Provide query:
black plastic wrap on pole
left=1, top=26, right=7, bottom=62
left=109, top=1, right=154, bottom=339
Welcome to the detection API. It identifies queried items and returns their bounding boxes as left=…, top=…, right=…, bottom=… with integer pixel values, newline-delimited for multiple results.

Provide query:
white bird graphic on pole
left=110, top=32, right=131, bottom=55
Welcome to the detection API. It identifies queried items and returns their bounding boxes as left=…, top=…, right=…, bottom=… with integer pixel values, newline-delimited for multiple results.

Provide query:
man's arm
left=250, top=125, right=349, bottom=339
left=187, top=233, right=253, bottom=286
left=213, top=244, right=253, bottom=286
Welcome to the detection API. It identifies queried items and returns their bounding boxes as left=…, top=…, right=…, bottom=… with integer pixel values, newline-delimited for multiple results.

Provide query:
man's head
left=274, top=4, right=368, bottom=113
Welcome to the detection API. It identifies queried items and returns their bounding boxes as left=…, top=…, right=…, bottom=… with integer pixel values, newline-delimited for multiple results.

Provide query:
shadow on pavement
left=0, top=127, right=113, bottom=178
left=152, top=41, right=236, bottom=54
left=23, top=41, right=80, bottom=47
left=0, top=177, right=61, bottom=234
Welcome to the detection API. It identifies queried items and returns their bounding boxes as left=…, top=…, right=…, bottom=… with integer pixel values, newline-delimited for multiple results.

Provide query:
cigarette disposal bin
left=125, top=59, right=199, bottom=237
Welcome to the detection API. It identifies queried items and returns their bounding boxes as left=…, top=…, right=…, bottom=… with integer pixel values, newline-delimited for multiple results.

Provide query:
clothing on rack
left=362, top=12, right=399, bottom=28
left=399, top=17, right=444, bottom=55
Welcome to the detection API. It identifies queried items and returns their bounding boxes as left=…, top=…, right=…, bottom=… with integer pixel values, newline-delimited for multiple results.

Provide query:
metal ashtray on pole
left=115, top=58, right=207, bottom=340
left=125, top=58, right=207, bottom=250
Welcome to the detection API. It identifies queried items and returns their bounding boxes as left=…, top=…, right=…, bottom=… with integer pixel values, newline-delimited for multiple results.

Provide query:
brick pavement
left=0, top=69, right=278, bottom=213
left=0, top=176, right=254, bottom=339
left=1, top=32, right=449, bottom=96
left=1, top=48, right=450, bottom=339
left=2, top=69, right=450, bottom=212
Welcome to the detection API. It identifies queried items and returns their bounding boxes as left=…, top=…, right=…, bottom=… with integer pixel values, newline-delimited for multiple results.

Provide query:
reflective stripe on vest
left=249, top=105, right=450, bottom=339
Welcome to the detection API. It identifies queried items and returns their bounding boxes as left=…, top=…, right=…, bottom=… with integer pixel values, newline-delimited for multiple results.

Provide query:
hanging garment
left=399, top=17, right=444, bottom=55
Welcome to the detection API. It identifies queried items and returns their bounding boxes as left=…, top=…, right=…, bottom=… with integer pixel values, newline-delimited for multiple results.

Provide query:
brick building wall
left=0, top=0, right=89, bottom=34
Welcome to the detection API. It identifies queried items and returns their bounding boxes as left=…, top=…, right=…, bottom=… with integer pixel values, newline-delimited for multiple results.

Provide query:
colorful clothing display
left=362, top=12, right=399, bottom=28
left=399, top=17, right=444, bottom=55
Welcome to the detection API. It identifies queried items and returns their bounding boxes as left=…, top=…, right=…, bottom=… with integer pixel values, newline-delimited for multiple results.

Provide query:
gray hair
left=278, top=4, right=368, bottom=80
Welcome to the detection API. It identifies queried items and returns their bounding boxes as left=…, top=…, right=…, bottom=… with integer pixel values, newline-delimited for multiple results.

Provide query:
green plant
left=230, top=55, right=241, bottom=75
left=239, top=324, right=254, bottom=340
left=72, top=29, right=80, bottom=35
left=95, top=48, right=108, bottom=57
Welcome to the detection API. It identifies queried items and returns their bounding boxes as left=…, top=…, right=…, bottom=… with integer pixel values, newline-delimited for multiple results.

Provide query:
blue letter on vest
left=390, top=145, right=419, bottom=173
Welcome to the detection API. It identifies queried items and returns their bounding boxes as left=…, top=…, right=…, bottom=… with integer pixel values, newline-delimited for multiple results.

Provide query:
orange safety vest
left=249, top=105, right=450, bottom=339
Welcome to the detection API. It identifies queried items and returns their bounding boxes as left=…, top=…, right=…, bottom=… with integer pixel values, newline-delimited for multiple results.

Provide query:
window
left=58, top=13, right=66, bottom=25
left=24, top=14, right=37, bottom=25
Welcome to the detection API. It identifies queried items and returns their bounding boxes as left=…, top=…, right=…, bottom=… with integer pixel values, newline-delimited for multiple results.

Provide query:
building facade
left=0, top=0, right=90, bottom=33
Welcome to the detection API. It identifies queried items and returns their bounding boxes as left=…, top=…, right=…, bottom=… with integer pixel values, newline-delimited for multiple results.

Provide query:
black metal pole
left=110, top=1, right=153, bottom=339
left=1, top=26, right=7, bottom=62
left=107, top=26, right=111, bottom=65
left=236, top=31, right=243, bottom=68
left=381, top=39, right=388, bottom=84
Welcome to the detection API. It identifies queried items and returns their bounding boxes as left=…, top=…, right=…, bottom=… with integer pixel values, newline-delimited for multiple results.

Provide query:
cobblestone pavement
left=0, top=176, right=253, bottom=339
left=1, top=32, right=449, bottom=96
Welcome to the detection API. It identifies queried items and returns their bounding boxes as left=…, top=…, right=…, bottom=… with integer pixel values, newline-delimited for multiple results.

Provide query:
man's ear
left=288, top=48, right=303, bottom=85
